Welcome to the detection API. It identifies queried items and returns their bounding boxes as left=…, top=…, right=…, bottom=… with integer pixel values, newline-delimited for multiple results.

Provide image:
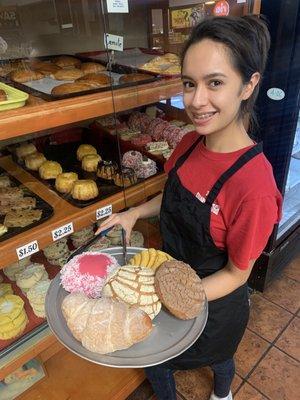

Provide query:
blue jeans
left=145, top=359, right=235, bottom=400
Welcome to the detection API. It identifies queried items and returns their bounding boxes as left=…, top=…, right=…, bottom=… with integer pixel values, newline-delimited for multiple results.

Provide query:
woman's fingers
left=95, top=214, right=119, bottom=234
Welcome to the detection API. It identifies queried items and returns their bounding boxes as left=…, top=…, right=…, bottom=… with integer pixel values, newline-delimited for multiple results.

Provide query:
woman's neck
left=204, top=121, right=254, bottom=153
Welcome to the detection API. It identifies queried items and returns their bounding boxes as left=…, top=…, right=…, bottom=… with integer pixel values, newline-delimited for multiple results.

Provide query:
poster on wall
left=171, top=6, right=205, bottom=29
left=0, top=6, right=19, bottom=28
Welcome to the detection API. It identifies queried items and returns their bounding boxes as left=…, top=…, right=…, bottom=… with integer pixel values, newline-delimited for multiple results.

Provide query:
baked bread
left=9, top=69, right=44, bottom=83
left=81, top=154, right=101, bottom=172
left=39, top=161, right=62, bottom=179
left=52, top=56, right=81, bottom=68
left=97, top=160, right=118, bottom=180
left=155, top=261, right=206, bottom=320
left=119, top=73, right=152, bottom=84
left=24, top=152, right=46, bottom=171
left=129, top=249, right=173, bottom=270
left=15, top=143, right=37, bottom=160
left=103, top=265, right=161, bottom=320
left=51, top=68, right=84, bottom=81
left=55, top=172, right=78, bottom=194
left=76, top=73, right=111, bottom=86
left=51, top=82, right=99, bottom=96
left=76, top=144, right=97, bottom=161
left=81, top=62, right=106, bottom=74
left=0, top=89, right=7, bottom=102
left=4, top=209, right=42, bottom=228
left=71, top=180, right=99, bottom=201
left=61, top=293, right=153, bottom=354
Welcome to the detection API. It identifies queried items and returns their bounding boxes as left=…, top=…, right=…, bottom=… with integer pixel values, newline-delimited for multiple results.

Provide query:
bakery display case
left=0, top=0, right=260, bottom=397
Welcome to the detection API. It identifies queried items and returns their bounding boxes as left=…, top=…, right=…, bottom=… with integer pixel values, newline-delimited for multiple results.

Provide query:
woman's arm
left=95, top=193, right=163, bottom=242
left=202, top=258, right=256, bottom=301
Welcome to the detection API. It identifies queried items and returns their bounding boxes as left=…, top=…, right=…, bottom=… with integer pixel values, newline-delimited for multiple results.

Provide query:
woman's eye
left=210, top=80, right=223, bottom=88
left=182, top=81, right=194, bottom=89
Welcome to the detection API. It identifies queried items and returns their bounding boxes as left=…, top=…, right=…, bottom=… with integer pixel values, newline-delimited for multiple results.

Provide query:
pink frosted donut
left=122, top=150, right=143, bottom=169
left=60, top=252, right=119, bottom=298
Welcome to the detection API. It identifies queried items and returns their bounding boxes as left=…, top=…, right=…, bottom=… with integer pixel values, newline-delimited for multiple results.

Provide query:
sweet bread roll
left=0, top=89, right=7, bottom=101
left=119, top=73, right=152, bottom=84
left=39, top=160, right=62, bottom=179
left=24, top=152, right=46, bottom=171
left=51, top=82, right=98, bottom=96
left=52, top=56, right=81, bottom=68
left=76, top=73, right=111, bottom=86
left=35, top=63, right=61, bottom=76
left=81, top=154, right=101, bottom=172
left=55, top=172, right=78, bottom=194
left=62, top=293, right=153, bottom=354
left=51, top=68, right=84, bottom=81
left=15, top=143, right=37, bottom=160
left=71, top=180, right=99, bottom=201
left=81, top=62, right=106, bottom=74
left=76, top=144, right=97, bottom=161
left=9, top=70, right=44, bottom=83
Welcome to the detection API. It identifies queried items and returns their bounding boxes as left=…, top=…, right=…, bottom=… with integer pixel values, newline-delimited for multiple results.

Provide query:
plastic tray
left=0, top=82, right=29, bottom=111
left=45, top=247, right=208, bottom=368
left=0, top=167, right=54, bottom=242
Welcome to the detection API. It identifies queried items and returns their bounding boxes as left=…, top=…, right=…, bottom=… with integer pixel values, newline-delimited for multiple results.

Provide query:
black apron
left=160, top=137, right=263, bottom=370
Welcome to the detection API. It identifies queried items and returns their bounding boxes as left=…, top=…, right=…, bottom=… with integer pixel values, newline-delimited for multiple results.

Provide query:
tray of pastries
left=0, top=167, right=53, bottom=242
left=45, top=246, right=208, bottom=368
left=0, top=54, right=158, bottom=100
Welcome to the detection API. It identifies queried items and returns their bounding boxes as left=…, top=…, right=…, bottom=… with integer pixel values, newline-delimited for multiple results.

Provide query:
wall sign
left=0, top=7, right=19, bottom=28
left=213, top=1, right=230, bottom=16
left=171, top=8, right=192, bottom=29
left=104, top=33, right=124, bottom=51
left=267, top=88, right=285, bottom=101
left=16, top=240, right=39, bottom=260
left=107, top=0, right=129, bottom=13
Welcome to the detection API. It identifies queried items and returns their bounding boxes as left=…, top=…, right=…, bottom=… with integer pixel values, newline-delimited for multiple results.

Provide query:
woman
left=96, top=15, right=282, bottom=400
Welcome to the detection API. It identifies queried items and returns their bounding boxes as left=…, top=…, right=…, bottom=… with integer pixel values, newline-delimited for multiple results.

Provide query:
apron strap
left=206, top=142, right=263, bottom=206
left=174, top=136, right=203, bottom=171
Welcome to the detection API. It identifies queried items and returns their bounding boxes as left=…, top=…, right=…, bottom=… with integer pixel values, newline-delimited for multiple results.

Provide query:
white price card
left=104, top=33, right=124, bottom=52
left=107, top=0, right=129, bottom=13
left=52, top=222, right=74, bottom=241
left=16, top=240, right=39, bottom=260
left=237, top=0, right=246, bottom=3
left=96, top=204, right=112, bottom=220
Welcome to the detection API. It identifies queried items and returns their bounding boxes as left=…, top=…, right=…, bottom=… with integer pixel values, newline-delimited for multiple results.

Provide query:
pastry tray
left=0, top=167, right=54, bottom=242
left=0, top=82, right=29, bottom=112
left=0, top=54, right=160, bottom=101
left=45, top=247, right=208, bottom=368
left=76, top=48, right=181, bottom=78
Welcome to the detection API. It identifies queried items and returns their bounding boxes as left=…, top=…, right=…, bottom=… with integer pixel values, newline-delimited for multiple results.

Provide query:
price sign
left=16, top=240, right=39, bottom=260
left=52, top=222, right=74, bottom=241
left=96, top=204, right=112, bottom=220
left=104, top=33, right=124, bottom=51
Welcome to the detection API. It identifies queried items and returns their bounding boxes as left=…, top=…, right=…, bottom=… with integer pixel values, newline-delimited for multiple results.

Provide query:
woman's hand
left=95, top=208, right=140, bottom=244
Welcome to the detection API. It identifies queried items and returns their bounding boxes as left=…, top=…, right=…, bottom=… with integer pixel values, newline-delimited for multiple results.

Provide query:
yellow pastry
left=129, top=249, right=173, bottom=270
left=76, top=144, right=97, bottom=161
left=24, top=152, right=47, bottom=171
left=81, top=154, right=101, bottom=172
left=0, top=309, right=27, bottom=333
left=71, top=179, right=99, bottom=201
left=0, top=283, right=13, bottom=297
left=55, top=172, right=78, bottom=194
left=0, top=316, right=28, bottom=340
left=39, top=161, right=62, bottom=179
left=0, top=295, right=24, bottom=325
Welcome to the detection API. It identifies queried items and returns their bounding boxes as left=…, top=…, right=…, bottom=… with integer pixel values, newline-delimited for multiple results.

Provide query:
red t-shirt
left=164, top=132, right=282, bottom=270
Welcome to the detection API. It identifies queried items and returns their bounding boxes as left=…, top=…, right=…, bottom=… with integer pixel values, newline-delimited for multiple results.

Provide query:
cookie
left=4, top=209, right=42, bottom=228
left=16, top=263, right=47, bottom=291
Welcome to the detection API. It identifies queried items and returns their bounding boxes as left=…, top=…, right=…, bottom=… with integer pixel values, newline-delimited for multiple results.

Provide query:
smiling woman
left=96, top=15, right=282, bottom=400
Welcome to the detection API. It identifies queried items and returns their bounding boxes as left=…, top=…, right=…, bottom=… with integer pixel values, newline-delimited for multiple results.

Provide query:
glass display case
left=0, top=0, right=260, bottom=394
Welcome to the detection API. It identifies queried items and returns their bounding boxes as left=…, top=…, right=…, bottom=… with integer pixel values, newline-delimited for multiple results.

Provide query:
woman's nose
left=191, top=84, right=209, bottom=108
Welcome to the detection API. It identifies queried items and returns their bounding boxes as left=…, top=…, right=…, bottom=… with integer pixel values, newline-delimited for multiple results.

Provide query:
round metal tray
left=45, top=246, right=208, bottom=368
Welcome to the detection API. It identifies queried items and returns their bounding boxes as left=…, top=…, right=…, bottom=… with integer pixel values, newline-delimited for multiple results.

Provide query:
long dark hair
left=181, top=15, right=271, bottom=132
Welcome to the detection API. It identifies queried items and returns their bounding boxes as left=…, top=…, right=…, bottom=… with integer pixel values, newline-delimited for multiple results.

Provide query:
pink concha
left=60, top=252, right=120, bottom=298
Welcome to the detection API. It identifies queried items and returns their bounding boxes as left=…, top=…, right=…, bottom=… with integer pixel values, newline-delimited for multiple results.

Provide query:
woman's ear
left=241, top=72, right=261, bottom=100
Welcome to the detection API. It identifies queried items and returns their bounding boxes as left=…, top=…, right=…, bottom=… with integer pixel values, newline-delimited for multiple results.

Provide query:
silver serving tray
left=45, top=246, right=208, bottom=368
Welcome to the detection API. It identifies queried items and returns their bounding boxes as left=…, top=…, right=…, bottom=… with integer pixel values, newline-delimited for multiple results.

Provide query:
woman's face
left=182, top=39, right=248, bottom=137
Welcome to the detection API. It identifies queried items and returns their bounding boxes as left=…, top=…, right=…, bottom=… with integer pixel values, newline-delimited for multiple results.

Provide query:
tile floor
left=126, top=253, right=300, bottom=400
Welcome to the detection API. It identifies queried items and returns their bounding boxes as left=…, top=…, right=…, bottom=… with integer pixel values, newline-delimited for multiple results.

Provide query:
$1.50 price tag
left=16, top=240, right=39, bottom=260
left=96, top=204, right=112, bottom=220
left=52, top=222, right=74, bottom=241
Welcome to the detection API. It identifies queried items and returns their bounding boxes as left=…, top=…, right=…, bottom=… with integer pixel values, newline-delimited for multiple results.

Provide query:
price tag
left=107, top=0, right=129, bottom=13
left=104, top=33, right=124, bottom=51
left=16, top=240, right=39, bottom=260
left=52, top=222, right=74, bottom=241
left=96, top=204, right=112, bottom=220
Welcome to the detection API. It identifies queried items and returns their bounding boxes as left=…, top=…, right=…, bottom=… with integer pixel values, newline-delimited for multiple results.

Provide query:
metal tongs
left=121, top=228, right=128, bottom=265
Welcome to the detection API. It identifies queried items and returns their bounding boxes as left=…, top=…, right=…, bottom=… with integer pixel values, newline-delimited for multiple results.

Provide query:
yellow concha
left=128, top=249, right=173, bottom=270
left=0, top=283, right=14, bottom=297
left=0, top=316, right=28, bottom=340
left=0, top=309, right=27, bottom=333
left=0, top=295, right=25, bottom=326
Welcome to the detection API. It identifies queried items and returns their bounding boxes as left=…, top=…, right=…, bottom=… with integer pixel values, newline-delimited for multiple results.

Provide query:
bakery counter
left=0, top=78, right=182, bottom=141
left=0, top=156, right=166, bottom=267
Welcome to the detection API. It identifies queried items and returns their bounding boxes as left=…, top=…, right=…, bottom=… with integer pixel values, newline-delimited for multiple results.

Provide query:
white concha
left=61, top=293, right=152, bottom=354
left=102, top=265, right=161, bottom=320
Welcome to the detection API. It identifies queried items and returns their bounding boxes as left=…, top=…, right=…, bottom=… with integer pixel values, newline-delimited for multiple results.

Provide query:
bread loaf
left=62, top=293, right=153, bottom=354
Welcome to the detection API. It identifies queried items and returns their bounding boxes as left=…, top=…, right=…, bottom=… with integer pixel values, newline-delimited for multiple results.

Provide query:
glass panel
left=277, top=113, right=300, bottom=238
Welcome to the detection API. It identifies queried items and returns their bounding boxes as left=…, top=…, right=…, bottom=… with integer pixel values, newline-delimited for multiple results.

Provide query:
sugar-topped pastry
left=0, top=294, right=28, bottom=340
left=60, top=252, right=120, bottom=298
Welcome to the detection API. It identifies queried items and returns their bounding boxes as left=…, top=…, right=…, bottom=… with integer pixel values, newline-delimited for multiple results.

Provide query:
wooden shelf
left=0, top=78, right=182, bottom=141
left=0, top=156, right=166, bottom=268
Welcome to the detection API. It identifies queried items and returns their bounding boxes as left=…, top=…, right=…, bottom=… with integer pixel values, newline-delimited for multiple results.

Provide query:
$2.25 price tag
left=96, top=204, right=112, bottom=220
left=16, top=240, right=39, bottom=260
left=52, top=222, right=74, bottom=241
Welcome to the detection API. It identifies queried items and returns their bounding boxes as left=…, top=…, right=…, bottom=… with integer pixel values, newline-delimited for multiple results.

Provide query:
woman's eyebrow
left=181, top=72, right=227, bottom=80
